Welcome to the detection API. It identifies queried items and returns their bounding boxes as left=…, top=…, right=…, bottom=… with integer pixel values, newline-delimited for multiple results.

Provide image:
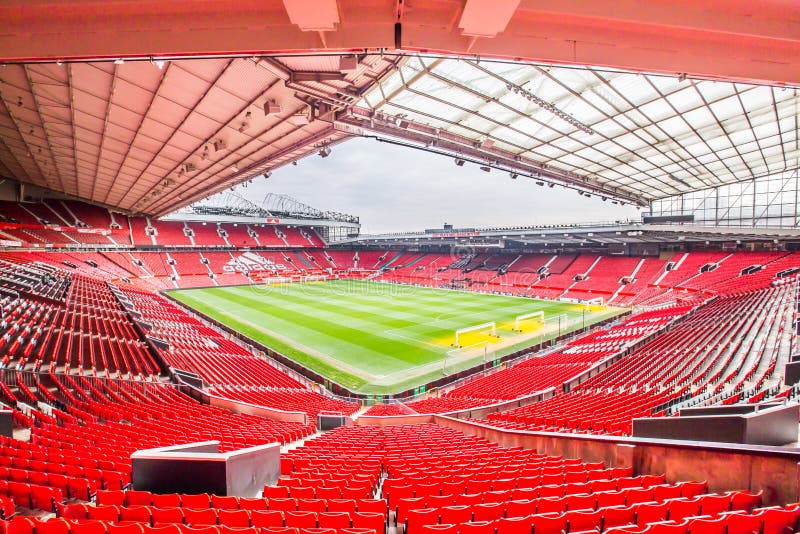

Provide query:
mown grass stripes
left=171, top=280, right=624, bottom=393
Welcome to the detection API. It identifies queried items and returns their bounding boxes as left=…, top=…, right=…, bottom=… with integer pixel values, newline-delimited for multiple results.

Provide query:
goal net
left=453, top=321, right=496, bottom=348
left=443, top=340, right=493, bottom=375
left=513, top=311, right=544, bottom=332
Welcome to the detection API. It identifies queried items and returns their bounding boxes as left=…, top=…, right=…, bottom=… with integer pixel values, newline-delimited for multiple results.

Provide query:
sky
left=234, top=137, right=643, bottom=235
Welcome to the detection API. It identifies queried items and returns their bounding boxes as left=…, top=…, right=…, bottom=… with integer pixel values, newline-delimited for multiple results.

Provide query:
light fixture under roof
left=264, top=101, right=282, bottom=116
left=318, top=146, right=331, bottom=158
left=454, top=158, right=465, bottom=166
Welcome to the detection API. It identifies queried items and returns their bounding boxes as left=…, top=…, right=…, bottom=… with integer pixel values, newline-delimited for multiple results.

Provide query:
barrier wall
left=633, top=403, right=799, bottom=446
left=131, top=441, right=280, bottom=497
left=178, top=381, right=307, bottom=424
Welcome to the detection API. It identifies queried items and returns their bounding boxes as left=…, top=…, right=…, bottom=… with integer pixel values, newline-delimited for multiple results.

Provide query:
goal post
left=453, top=321, right=496, bottom=348
left=513, top=311, right=545, bottom=332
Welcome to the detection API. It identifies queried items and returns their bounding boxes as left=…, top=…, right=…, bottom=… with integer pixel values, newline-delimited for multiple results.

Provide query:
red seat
left=667, top=499, right=702, bottom=522
left=496, top=516, right=534, bottom=534
left=679, top=483, right=707, bottom=499
left=182, top=495, right=212, bottom=509
left=722, top=511, right=762, bottom=534
left=151, top=495, right=182, bottom=509
left=505, top=500, right=536, bottom=519
left=36, top=518, right=71, bottom=534
left=70, top=520, right=110, bottom=534
left=143, top=526, right=182, bottom=534
left=265, top=487, right=291, bottom=500
left=60, top=503, right=90, bottom=520
left=458, top=521, right=496, bottom=534
left=602, top=505, right=636, bottom=530
left=240, top=499, right=268, bottom=512
left=396, top=498, right=426, bottom=526
left=760, top=506, right=800, bottom=534
left=595, top=491, right=627, bottom=509
left=219, top=527, right=257, bottom=534
left=565, top=494, right=595, bottom=512
left=636, top=503, right=669, bottom=525
left=565, top=509, right=602, bottom=532
left=178, top=527, right=220, bottom=534
left=297, top=499, right=326, bottom=513
left=290, top=488, right=316, bottom=500
left=406, top=508, right=440, bottom=534
left=641, top=475, right=667, bottom=488
left=251, top=511, right=285, bottom=528
left=270, top=499, right=298, bottom=513
left=642, top=521, right=688, bottom=534
left=539, top=486, right=564, bottom=499
left=218, top=510, right=251, bottom=528
left=652, top=487, right=682, bottom=502
left=317, top=511, right=351, bottom=530
left=536, top=498, right=566, bottom=515
left=531, top=513, right=566, bottom=534
left=152, top=507, right=185, bottom=525
left=472, top=502, right=504, bottom=522
left=120, top=506, right=153, bottom=523
left=729, top=491, right=763, bottom=513
left=356, top=499, right=387, bottom=516
left=126, top=492, right=154, bottom=507
left=89, top=505, right=121, bottom=522
left=697, top=495, right=730, bottom=516
left=685, top=517, right=725, bottom=534
left=97, top=491, right=126, bottom=507
left=285, top=511, right=318, bottom=529
left=5, top=517, right=36, bottom=534
left=184, top=509, right=219, bottom=526
left=352, top=512, right=385, bottom=534
left=260, top=529, right=296, bottom=534
left=107, top=524, right=145, bottom=534
left=625, top=488, right=654, bottom=506
left=212, top=496, right=241, bottom=510
left=439, top=505, right=472, bottom=524
left=328, top=499, right=357, bottom=515
left=314, top=488, right=342, bottom=500
left=420, top=525, right=458, bottom=534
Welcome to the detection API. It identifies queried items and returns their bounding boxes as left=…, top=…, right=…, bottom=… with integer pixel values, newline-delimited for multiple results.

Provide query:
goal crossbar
left=513, top=311, right=544, bottom=332
left=453, top=321, right=496, bottom=347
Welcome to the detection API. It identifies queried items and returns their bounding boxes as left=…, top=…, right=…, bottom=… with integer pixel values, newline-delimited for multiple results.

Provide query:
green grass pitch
left=169, top=280, right=627, bottom=394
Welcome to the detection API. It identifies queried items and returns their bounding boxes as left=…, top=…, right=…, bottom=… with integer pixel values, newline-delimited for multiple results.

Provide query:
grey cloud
left=240, top=138, right=642, bottom=234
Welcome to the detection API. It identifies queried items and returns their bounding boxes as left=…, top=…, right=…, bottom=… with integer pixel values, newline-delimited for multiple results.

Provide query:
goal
left=513, top=311, right=544, bottom=332
left=453, top=321, right=496, bottom=348
left=585, top=297, right=604, bottom=310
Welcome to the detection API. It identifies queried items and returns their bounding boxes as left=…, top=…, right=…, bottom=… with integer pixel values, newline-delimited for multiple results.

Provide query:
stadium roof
left=354, top=58, right=800, bottom=202
left=0, top=1, right=798, bottom=216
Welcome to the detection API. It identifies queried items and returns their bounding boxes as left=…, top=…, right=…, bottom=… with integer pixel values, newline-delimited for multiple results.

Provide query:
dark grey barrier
left=0, top=410, right=12, bottom=438
left=318, top=413, right=353, bottom=430
left=632, top=403, right=799, bottom=446
left=131, top=441, right=280, bottom=497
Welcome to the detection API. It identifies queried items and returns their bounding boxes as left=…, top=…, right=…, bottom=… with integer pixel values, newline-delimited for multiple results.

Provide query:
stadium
left=0, top=2, right=799, bottom=533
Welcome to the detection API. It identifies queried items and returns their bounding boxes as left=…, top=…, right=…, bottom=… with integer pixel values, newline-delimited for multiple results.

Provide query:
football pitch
left=169, top=280, right=626, bottom=394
